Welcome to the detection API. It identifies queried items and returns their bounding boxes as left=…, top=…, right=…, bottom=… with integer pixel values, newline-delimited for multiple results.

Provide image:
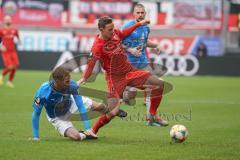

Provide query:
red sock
left=149, top=87, right=163, bottom=115
left=92, top=114, right=111, bottom=134
left=2, top=68, right=10, bottom=76
left=9, top=69, right=16, bottom=82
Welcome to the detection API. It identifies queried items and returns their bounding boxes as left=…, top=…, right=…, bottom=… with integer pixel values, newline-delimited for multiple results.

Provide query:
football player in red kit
left=79, top=16, right=165, bottom=134
left=0, top=16, right=21, bottom=88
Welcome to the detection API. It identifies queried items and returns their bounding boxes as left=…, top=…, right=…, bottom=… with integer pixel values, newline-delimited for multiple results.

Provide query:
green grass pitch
left=0, top=70, right=239, bottom=160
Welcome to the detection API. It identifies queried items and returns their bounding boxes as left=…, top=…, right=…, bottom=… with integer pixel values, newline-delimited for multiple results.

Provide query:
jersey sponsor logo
left=103, top=42, right=124, bottom=56
left=103, top=41, right=117, bottom=52
left=151, top=55, right=199, bottom=76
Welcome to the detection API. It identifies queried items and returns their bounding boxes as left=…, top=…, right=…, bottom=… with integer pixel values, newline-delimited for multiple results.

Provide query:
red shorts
left=107, top=70, right=151, bottom=98
left=1, top=51, right=19, bottom=67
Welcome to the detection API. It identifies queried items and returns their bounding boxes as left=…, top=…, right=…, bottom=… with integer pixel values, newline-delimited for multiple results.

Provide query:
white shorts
left=46, top=96, right=93, bottom=136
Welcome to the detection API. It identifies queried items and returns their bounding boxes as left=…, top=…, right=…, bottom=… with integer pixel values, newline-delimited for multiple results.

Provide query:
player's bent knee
left=149, top=75, right=164, bottom=87
left=107, top=98, right=120, bottom=110
left=99, top=103, right=109, bottom=114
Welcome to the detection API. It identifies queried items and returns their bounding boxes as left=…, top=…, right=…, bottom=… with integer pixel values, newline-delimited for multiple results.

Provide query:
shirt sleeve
left=73, top=95, right=91, bottom=130
left=70, top=80, right=79, bottom=95
left=121, top=21, right=130, bottom=30
left=82, top=46, right=101, bottom=80
left=70, top=80, right=91, bottom=130
left=122, top=32, right=134, bottom=48
left=117, top=22, right=141, bottom=39
left=32, top=89, right=44, bottom=138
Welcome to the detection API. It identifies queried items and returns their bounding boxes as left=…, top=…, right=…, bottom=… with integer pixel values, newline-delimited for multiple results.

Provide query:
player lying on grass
left=79, top=16, right=166, bottom=134
left=31, top=67, right=110, bottom=141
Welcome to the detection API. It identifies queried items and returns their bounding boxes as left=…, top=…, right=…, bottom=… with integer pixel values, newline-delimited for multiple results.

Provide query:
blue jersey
left=121, top=20, right=150, bottom=69
left=32, top=80, right=90, bottom=138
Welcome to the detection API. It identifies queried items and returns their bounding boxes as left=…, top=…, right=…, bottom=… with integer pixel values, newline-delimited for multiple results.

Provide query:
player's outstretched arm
left=121, top=19, right=150, bottom=38
left=73, top=95, right=91, bottom=130
left=73, top=95, right=98, bottom=138
left=139, top=19, right=151, bottom=25
left=81, top=56, right=98, bottom=83
left=31, top=104, right=43, bottom=140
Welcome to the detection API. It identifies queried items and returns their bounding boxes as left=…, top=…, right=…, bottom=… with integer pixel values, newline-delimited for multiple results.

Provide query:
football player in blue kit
left=121, top=3, right=168, bottom=127
left=31, top=67, right=108, bottom=141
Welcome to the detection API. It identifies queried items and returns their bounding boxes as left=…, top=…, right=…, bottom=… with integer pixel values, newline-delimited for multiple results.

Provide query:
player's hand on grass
left=28, top=137, right=40, bottom=141
left=139, top=19, right=150, bottom=25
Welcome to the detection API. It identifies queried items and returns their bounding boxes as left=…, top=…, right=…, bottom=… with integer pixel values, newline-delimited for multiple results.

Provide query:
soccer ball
left=170, top=124, right=188, bottom=143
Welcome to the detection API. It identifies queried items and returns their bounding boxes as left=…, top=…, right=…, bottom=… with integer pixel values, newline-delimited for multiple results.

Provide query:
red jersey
left=0, top=27, right=19, bottom=52
left=92, top=29, right=133, bottom=76
left=83, top=22, right=142, bottom=80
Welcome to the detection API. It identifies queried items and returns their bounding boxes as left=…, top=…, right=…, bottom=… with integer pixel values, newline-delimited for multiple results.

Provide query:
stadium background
left=0, top=0, right=240, bottom=76
left=0, top=0, right=240, bottom=160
